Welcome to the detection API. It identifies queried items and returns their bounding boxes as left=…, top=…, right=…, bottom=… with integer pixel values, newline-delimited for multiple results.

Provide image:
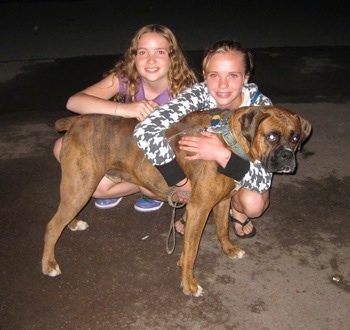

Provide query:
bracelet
left=175, top=177, right=188, bottom=188
left=114, top=103, right=118, bottom=116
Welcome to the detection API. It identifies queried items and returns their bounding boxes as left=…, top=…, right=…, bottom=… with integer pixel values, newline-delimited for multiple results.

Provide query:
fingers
left=117, top=100, right=159, bottom=121
left=136, top=101, right=160, bottom=121
left=174, top=178, right=192, bottom=202
left=177, top=191, right=191, bottom=202
left=179, top=132, right=215, bottom=146
left=178, top=132, right=226, bottom=162
left=139, top=101, right=153, bottom=119
left=178, top=137, right=200, bottom=152
left=199, top=131, right=214, bottom=138
left=128, top=101, right=154, bottom=121
left=147, top=100, right=159, bottom=109
left=178, top=136, right=201, bottom=160
left=179, top=136, right=200, bottom=145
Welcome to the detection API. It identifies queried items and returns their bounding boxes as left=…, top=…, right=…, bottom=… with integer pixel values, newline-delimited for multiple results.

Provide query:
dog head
left=235, top=106, right=312, bottom=173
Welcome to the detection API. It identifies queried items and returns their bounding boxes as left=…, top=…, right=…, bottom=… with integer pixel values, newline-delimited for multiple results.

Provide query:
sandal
left=175, top=216, right=186, bottom=236
left=230, top=216, right=256, bottom=239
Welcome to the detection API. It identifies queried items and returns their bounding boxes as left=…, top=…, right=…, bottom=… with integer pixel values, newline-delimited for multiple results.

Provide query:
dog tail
left=55, top=116, right=79, bottom=132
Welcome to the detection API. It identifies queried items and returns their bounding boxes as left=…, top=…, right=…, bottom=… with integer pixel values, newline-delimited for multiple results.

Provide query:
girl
left=53, top=24, right=198, bottom=212
left=134, top=40, right=272, bottom=237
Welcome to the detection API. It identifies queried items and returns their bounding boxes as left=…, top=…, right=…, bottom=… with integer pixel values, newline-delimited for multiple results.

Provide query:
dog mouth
left=263, top=147, right=296, bottom=173
left=275, top=165, right=295, bottom=173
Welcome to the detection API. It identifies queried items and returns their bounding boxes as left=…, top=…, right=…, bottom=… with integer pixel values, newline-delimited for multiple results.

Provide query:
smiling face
left=134, top=32, right=171, bottom=86
left=204, top=51, right=249, bottom=110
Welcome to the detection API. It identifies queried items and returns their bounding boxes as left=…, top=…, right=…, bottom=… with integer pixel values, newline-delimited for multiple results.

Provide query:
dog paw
left=182, top=285, right=204, bottom=297
left=193, top=285, right=204, bottom=297
left=228, top=249, right=246, bottom=260
left=45, top=264, right=62, bottom=277
left=236, top=250, right=245, bottom=259
left=181, top=282, right=204, bottom=297
left=68, top=220, right=89, bottom=231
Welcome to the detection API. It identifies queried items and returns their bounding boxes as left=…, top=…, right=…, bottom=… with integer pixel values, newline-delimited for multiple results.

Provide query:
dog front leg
left=213, top=200, right=245, bottom=259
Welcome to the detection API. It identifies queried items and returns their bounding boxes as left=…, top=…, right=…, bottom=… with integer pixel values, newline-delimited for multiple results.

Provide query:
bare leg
left=93, top=176, right=139, bottom=198
left=231, top=188, right=270, bottom=236
left=53, top=137, right=63, bottom=161
left=93, top=176, right=163, bottom=200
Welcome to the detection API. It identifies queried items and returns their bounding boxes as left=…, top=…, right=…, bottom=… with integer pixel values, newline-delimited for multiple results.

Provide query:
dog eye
left=266, top=132, right=279, bottom=143
left=291, top=133, right=300, bottom=144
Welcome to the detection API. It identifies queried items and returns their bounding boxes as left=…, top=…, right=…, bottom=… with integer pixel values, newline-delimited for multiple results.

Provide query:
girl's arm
left=66, top=73, right=121, bottom=115
left=134, top=82, right=212, bottom=166
left=66, top=74, right=157, bottom=119
left=178, top=131, right=250, bottom=182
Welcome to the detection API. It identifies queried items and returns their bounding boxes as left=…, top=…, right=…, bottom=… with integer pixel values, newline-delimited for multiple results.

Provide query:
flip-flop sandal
left=175, top=216, right=186, bottom=236
left=230, top=216, right=256, bottom=239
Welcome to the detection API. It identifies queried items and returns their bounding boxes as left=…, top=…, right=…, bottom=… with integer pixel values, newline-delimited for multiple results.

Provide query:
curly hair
left=106, top=24, right=198, bottom=102
left=202, top=40, right=255, bottom=82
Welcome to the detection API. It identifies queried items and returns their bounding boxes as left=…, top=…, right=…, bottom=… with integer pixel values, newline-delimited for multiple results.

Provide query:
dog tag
left=210, top=114, right=222, bottom=127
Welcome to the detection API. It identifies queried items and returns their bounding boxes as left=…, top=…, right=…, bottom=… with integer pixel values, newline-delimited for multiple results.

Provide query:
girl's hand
left=117, top=100, right=159, bottom=121
left=174, top=178, right=192, bottom=202
left=178, top=131, right=231, bottom=167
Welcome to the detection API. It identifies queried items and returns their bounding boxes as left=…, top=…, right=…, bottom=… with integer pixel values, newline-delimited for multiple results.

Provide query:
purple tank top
left=119, top=79, right=171, bottom=105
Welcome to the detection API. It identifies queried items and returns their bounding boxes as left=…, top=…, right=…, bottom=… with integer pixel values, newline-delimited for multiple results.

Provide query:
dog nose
left=279, top=149, right=293, bottom=162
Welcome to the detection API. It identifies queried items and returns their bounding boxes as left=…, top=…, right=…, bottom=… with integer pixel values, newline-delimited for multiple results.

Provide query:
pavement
left=1, top=1, right=350, bottom=329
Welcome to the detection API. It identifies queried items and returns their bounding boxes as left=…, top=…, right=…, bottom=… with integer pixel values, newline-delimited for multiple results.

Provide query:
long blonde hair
left=107, top=24, right=198, bottom=102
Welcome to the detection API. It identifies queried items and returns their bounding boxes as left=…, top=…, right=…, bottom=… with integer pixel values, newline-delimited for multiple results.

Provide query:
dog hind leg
left=68, top=218, right=89, bottom=231
left=42, top=159, right=101, bottom=276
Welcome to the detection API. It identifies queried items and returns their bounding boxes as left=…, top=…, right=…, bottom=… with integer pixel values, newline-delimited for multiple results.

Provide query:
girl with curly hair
left=53, top=24, right=198, bottom=212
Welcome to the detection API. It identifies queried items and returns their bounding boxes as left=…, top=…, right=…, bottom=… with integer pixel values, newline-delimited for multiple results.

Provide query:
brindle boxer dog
left=42, top=105, right=311, bottom=296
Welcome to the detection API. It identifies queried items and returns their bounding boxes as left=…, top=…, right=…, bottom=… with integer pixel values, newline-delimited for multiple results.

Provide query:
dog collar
left=207, top=112, right=250, bottom=161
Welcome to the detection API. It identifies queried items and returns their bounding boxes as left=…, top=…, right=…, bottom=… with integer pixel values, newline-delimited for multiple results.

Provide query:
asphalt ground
left=1, top=1, right=350, bottom=329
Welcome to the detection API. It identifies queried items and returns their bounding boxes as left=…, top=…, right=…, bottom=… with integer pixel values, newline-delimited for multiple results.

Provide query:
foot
left=175, top=217, right=186, bottom=236
left=134, top=195, right=164, bottom=212
left=94, top=197, right=123, bottom=209
left=230, top=216, right=256, bottom=239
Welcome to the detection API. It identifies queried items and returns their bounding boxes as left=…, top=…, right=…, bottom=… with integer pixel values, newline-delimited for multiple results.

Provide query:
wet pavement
left=1, top=1, right=350, bottom=329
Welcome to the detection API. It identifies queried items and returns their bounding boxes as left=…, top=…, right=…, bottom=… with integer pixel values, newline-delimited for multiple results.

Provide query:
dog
left=42, top=105, right=311, bottom=296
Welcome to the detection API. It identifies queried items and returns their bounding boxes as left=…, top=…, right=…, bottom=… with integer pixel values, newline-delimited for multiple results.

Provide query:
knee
left=245, top=195, right=268, bottom=218
left=53, top=138, right=62, bottom=161
left=92, top=179, right=109, bottom=198
left=234, top=190, right=270, bottom=218
left=92, top=185, right=104, bottom=198
left=245, top=192, right=269, bottom=217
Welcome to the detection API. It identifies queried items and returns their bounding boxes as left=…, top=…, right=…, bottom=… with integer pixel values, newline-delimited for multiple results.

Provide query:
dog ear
left=240, top=108, right=271, bottom=145
left=297, top=115, right=312, bottom=150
